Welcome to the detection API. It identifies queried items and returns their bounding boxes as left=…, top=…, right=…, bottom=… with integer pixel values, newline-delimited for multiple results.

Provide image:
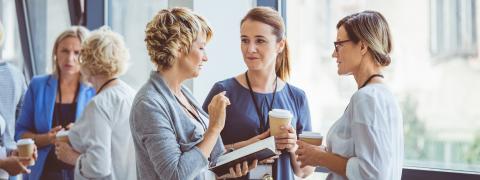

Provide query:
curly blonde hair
left=52, top=26, right=89, bottom=76
left=80, top=27, right=129, bottom=78
left=145, top=7, right=212, bottom=70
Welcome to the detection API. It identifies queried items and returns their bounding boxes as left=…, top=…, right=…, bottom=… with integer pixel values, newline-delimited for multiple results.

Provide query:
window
left=430, top=0, right=477, bottom=59
left=109, top=0, right=167, bottom=90
left=287, top=0, right=480, bottom=177
left=0, top=0, right=24, bottom=69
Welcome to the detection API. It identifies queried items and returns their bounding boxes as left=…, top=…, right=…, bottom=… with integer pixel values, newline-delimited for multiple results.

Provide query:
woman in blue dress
left=203, top=7, right=315, bottom=179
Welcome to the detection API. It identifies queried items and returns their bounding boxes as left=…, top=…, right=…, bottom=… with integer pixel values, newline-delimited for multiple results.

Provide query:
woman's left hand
left=217, top=159, right=258, bottom=179
left=296, top=140, right=326, bottom=168
left=54, top=141, right=80, bottom=165
left=274, top=125, right=298, bottom=153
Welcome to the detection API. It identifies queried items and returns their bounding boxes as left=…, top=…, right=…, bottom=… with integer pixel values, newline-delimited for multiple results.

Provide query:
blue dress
left=202, top=78, right=312, bottom=180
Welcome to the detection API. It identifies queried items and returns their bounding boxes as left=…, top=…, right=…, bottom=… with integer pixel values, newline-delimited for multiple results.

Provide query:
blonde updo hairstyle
left=79, top=27, right=129, bottom=78
left=144, top=7, right=212, bottom=71
left=337, top=10, right=392, bottom=66
left=51, top=26, right=89, bottom=76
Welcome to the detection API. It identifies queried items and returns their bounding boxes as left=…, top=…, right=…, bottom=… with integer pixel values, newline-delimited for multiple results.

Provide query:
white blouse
left=326, top=84, right=404, bottom=180
left=69, top=81, right=136, bottom=180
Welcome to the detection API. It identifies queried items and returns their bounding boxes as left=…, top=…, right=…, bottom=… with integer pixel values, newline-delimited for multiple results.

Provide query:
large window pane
left=110, top=0, right=167, bottom=90
left=287, top=0, right=480, bottom=174
left=0, top=0, right=24, bottom=69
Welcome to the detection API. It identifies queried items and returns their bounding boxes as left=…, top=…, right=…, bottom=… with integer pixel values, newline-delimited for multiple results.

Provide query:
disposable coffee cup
left=16, top=138, right=35, bottom=166
left=299, top=132, right=323, bottom=146
left=269, top=109, right=293, bottom=136
left=56, top=130, right=70, bottom=144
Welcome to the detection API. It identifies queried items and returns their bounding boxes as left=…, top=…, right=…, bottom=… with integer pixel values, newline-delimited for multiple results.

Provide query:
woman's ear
left=360, top=41, right=369, bottom=55
left=277, top=39, right=286, bottom=53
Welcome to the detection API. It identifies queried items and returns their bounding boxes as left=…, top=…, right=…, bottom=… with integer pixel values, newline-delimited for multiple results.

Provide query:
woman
left=54, top=27, right=136, bottom=180
left=296, top=11, right=404, bottom=180
left=15, top=26, right=95, bottom=180
left=202, top=7, right=315, bottom=179
left=130, top=7, right=256, bottom=180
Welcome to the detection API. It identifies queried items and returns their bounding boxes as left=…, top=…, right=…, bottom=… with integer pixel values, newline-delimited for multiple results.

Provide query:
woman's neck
left=93, top=75, right=118, bottom=93
left=59, top=73, right=80, bottom=86
left=353, top=57, right=383, bottom=89
left=246, top=69, right=278, bottom=93
left=158, top=67, right=187, bottom=96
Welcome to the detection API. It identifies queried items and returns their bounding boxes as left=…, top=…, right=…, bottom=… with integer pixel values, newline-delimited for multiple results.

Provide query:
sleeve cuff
left=74, top=154, right=87, bottom=180
left=346, top=157, right=360, bottom=179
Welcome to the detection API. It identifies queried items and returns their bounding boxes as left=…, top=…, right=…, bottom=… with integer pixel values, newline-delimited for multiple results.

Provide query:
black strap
left=56, top=74, right=80, bottom=128
left=359, top=74, right=384, bottom=89
left=97, top=78, right=118, bottom=94
left=175, top=92, right=207, bottom=131
left=245, top=71, right=277, bottom=132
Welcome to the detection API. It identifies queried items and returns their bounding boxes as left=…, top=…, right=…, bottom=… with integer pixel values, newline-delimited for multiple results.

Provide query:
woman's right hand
left=207, top=91, right=230, bottom=132
left=46, top=126, right=63, bottom=144
left=232, top=130, right=279, bottom=164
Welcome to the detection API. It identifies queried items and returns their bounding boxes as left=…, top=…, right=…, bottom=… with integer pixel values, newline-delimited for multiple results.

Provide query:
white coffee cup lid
left=56, top=130, right=69, bottom=137
left=299, top=132, right=323, bottom=139
left=17, top=138, right=34, bottom=145
left=269, top=109, right=292, bottom=119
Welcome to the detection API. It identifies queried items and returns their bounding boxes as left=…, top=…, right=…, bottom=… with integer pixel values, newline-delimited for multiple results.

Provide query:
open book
left=210, top=136, right=277, bottom=176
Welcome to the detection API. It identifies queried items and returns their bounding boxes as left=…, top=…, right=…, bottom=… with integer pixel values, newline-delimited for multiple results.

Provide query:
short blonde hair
left=145, top=7, right=212, bottom=70
left=80, top=27, right=129, bottom=78
left=52, top=26, right=89, bottom=76
left=337, top=11, right=392, bottom=66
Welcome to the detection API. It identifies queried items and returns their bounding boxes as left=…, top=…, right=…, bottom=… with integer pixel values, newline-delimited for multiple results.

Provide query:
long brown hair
left=241, top=7, right=290, bottom=81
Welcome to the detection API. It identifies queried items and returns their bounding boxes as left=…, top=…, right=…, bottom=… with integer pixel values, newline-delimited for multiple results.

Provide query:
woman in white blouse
left=54, top=27, right=136, bottom=180
left=296, top=11, right=404, bottom=180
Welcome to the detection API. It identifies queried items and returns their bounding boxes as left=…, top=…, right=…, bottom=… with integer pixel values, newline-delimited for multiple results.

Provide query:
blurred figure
left=130, top=7, right=256, bottom=180
left=15, top=26, right=95, bottom=180
left=202, top=7, right=315, bottom=179
left=54, top=27, right=136, bottom=180
left=296, top=11, right=404, bottom=180
left=0, top=20, right=34, bottom=179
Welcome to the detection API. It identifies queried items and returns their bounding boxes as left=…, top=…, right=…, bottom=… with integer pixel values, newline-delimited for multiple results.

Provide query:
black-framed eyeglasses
left=334, top=39, right=352, bottom=52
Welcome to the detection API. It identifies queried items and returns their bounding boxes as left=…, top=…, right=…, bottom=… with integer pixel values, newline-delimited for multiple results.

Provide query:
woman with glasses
left=15, top=26, right=95, bottom=180
left=296, top=11, right=403, bottom=180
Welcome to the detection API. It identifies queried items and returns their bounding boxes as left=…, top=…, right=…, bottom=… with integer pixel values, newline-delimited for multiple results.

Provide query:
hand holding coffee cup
left=298, top=132, right=323, bottom=146
left=16, top=138, right=36, bottom=166
left=268, top=109, right=292, bottom=137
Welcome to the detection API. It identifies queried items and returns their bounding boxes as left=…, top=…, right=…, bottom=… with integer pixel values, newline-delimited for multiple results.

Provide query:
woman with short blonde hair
left=131, top=7, right=255, bottom=180
left=54, top=27, right=136, bottom=180
left=16, top=26, right=95, bottom=180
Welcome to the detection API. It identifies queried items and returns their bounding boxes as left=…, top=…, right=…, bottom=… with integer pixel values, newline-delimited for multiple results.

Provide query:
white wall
left=192, top=0, right=254, bottom=102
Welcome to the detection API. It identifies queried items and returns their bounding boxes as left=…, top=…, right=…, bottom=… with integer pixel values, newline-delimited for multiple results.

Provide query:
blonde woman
left=130, top=7, right=256, bottom=180
left=53, top=27, right=136, bottom=180
left=296, top=11, right=404, bottom=180
left=15, top=26, right=94, bottom=180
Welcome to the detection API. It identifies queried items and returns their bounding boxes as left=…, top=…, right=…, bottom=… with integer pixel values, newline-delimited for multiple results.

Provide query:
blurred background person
left=296, top=11, right=403, bottom=180
left=15, top=26, right=95, bottom=180
left=54, top=27, right=136, bottom=180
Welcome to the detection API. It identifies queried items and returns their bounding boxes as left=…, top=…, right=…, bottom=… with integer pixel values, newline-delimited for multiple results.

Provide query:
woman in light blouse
left=54, top=27, right=136, bottom=180
left=296, top=11, right=404, bottom=180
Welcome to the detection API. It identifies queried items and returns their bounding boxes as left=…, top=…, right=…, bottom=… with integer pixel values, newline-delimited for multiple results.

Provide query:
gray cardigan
left=130, top=71, right=224, bottom=180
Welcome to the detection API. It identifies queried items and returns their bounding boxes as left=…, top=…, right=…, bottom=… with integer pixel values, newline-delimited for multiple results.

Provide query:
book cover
left=210, top=136, right=277, bottom=176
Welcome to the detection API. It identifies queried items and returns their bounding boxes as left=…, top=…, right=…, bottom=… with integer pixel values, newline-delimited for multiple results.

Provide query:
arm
left=296, top=141, right=348, bottom=176
left=66, top=101, right=114, bottom=178
left=133, top=96, right=217, bottom=180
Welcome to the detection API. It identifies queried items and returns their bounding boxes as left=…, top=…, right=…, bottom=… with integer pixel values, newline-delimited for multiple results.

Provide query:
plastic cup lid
left=299, top=132, right=323, bottom=139
left=269, top=109, right=292, bottom=118
left=17, top=138, right=34, bottom=145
